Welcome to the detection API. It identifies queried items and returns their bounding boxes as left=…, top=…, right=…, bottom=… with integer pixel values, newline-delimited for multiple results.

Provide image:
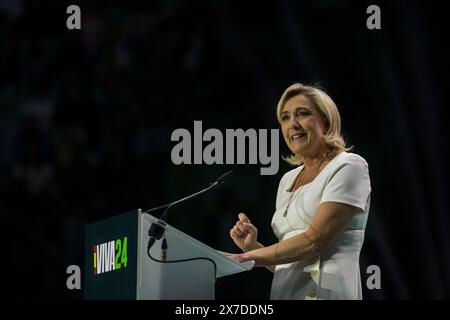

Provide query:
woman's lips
left=290, top=132, right=306, bottom=141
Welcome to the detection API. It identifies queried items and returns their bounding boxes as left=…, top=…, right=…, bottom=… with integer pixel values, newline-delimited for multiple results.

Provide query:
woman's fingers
left=236, top=221, right=246, bottom=234
left=238, top=213, right=251, bottom=224
left=230, top=225, right=243, bottom=237
left=231, top=220, right=255, bottom=237
left=221, top=251, right=234, bottom=257
left=244, top=222, right=257, bottom=234
left=230, top=214, right=256, bottom=247
left=229, top=252, right=251, bottom=263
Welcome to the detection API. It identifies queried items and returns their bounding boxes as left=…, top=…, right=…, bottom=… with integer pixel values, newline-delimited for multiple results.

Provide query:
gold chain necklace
left=282, top=189, right=303, bottom=217
left=283, top=169, right=306, bottom=217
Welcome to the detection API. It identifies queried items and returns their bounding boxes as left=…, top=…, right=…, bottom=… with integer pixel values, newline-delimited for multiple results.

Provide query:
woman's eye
left=297, top=111, right=310, bottom=117
left=281, top=115, right=289, bottom=121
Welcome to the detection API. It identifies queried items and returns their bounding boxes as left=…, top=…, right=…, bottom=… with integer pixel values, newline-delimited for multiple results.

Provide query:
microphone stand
left=143, top=171, right=233, bottom=279
left=144, top=170, right=233, bottom=250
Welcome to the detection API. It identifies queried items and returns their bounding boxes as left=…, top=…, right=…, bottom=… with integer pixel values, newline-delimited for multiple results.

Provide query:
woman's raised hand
left=229, top=213, right=258, bottom=252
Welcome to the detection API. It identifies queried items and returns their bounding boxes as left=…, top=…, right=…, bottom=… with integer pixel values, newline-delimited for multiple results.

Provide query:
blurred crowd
left=0, top=0, right=283, bottom=298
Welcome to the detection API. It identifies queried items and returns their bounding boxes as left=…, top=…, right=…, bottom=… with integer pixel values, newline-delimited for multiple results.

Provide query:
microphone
left=145, top=170, right=233, bottom=250
left=208, top=170, right=234, bottom=190
left=143, top=170, right=233, bottom=216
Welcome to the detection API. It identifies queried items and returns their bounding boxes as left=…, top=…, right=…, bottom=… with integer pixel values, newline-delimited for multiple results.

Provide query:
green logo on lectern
left=93, top=237, right=128, bottom=275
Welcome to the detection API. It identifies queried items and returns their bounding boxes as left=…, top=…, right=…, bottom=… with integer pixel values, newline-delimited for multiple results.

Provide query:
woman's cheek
left=282, top=130, right=290, bottom=145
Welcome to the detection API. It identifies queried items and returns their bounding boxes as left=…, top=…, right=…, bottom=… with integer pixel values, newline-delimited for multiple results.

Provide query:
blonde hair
left=276, top=83, right=351, bottom=165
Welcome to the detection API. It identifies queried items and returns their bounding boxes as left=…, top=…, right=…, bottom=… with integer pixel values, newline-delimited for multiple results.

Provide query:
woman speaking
left=227, top=83, right=371, bottom=300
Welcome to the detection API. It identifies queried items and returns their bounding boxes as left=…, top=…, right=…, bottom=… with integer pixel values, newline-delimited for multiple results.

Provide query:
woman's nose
left=288, top=116, right=301, bottom=130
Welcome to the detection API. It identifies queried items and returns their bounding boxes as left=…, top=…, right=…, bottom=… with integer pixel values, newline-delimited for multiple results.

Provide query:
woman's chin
left=289, top=139, right=307, bottom=150
left=291, top=146, right=307, bottom=157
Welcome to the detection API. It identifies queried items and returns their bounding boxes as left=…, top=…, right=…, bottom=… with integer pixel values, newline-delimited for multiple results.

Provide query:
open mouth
left=290, top=132, right=307, bottom=141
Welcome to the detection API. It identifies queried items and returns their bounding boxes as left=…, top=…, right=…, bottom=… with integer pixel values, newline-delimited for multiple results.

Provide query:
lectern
left=84, top=209, right=253, bottom=299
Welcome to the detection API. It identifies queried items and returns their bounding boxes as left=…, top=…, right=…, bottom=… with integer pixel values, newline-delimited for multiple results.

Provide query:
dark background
left=0, top=0, right=448, bottom=299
